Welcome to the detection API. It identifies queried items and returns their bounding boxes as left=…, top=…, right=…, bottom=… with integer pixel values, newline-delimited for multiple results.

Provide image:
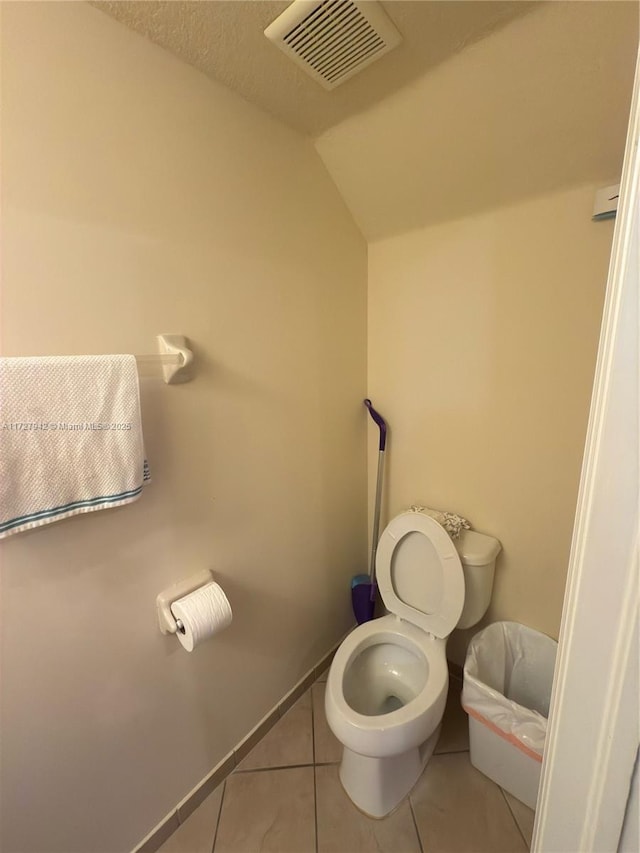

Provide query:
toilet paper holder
left=157, top=569, right=213, bottom=635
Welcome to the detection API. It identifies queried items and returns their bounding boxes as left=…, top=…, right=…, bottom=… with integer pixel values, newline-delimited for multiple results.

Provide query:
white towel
left=0, top=355, right=150, bottom=538
left=409, top=504, right=471, bottom=539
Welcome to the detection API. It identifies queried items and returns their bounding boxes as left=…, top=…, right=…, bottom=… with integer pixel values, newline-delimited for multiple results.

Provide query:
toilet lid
left=376, top=511, right=464, bottom=638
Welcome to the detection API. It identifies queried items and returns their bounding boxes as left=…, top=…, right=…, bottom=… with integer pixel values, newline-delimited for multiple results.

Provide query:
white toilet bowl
left=325, top=613, right=448, bottom=817
left=325, top=510, right=500, bottom=818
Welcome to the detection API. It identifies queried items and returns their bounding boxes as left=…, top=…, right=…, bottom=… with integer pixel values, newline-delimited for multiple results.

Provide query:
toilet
left=325, top=509, right=501, bottom=818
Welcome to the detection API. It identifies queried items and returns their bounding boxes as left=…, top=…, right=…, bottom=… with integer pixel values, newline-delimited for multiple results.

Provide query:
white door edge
left=533, top=46, right=640, bottom=853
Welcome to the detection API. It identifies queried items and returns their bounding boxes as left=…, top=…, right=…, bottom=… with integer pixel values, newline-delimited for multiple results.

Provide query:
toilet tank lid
left=455, top=529, right=502, bottom=566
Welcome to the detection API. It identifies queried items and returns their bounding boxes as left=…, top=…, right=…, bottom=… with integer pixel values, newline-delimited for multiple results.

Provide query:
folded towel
left=409, top=504, right=471, bottom=539
left=0, top=355, right=150, bottom=538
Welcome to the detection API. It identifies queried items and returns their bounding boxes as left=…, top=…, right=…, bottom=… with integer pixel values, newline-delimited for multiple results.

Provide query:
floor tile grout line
left=233, top=759, right=340, bottom=775
left=234, top=761, right=318, bottom=774
left=499, top=786, right=530, bottom=850
left=210, top=779, right=226, bottom=853
left=408, top=797, right=425, bottom=853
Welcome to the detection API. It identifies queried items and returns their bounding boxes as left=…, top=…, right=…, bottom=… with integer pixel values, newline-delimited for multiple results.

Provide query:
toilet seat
left=376, top=511, right=465, bottom=638
left=326, top=615, right=448, bottom=758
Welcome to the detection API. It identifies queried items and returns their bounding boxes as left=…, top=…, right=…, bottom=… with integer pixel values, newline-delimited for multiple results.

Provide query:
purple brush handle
left=364, top=399, right=387, bottom=451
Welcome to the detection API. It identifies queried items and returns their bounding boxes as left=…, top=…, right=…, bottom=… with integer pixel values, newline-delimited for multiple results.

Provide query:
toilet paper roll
left=170, top=582, right=232, bottom=652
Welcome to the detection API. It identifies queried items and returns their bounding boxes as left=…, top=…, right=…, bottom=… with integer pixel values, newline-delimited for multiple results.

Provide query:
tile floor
left=158, top=670, right=535, bottom=853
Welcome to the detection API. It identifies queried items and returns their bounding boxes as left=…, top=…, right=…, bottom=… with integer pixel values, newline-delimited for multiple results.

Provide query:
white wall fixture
left=155, top=334, right=194, bottom=384
left=157, top=570, right=233, bottom=652
left=265, top=0, right=402, bottom=91
left=15, top=336, right=195, bottom=384
left=156, top=569, right=214, bottom=634
left=592, top=184, right=621, bottom=220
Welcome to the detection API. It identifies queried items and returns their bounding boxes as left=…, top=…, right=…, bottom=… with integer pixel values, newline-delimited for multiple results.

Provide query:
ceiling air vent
left=264, top=0, right=402, bottom=91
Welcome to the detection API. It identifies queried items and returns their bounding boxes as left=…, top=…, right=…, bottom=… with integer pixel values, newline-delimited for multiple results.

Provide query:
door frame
left=533, top=48, right=640, bottom=853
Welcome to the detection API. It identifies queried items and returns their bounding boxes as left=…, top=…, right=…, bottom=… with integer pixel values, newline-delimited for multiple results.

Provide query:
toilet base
left=338, top=723, right=442, bottom=818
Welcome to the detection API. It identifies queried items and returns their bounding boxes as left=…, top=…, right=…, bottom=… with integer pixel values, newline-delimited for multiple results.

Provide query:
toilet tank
left=454, top=529, right=501, bottom=629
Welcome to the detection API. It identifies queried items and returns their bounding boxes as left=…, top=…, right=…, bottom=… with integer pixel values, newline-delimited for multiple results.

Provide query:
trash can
left=462, top=621, right=558, bottom=809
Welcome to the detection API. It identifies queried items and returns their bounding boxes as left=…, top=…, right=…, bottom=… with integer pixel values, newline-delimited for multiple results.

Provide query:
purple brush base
left=352, top=582, right=377, bottom=624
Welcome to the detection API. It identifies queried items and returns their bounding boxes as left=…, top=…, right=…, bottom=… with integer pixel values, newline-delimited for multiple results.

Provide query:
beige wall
left=368, top=185, right=615, bottom=664
left=0, top=4, right=367, bottom=852
left=0, top=1, right=632, bottom=849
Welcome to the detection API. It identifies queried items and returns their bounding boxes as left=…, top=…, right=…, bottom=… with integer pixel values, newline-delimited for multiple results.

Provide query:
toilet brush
left=352, top=399, right=387, bottom=624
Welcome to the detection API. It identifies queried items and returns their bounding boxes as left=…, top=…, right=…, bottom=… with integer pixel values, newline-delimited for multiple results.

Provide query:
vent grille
left=265, top=0, right=402, bottom=91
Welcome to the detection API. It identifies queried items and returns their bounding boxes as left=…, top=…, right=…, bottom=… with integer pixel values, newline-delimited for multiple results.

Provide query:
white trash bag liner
left=462, top=621, right=558, bottom=760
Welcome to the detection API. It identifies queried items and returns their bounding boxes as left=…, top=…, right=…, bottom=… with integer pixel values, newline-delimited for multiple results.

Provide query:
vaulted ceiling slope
left=93, top=0, right=538, bottom=137
left=315, top=1, right=639, bottom=239
left=94, top=1, right=637, bottom=241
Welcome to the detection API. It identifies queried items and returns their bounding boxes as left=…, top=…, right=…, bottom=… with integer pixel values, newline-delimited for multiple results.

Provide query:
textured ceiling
left=93, top=0, right=537, bottom=137
left=92, top=0, right=637, bottom=240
